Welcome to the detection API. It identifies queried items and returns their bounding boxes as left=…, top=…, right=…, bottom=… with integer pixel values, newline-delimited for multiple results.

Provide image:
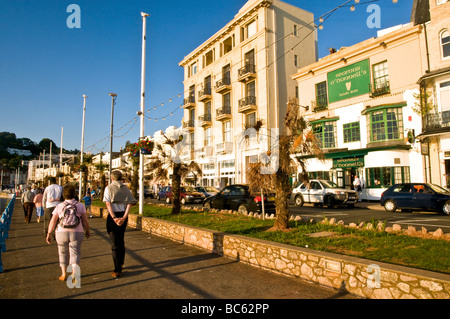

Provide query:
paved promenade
left=0, top=199, right=358, bottom=306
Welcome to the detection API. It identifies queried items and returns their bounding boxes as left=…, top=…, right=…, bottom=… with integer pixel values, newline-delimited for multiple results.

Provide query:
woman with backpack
left=46, top=183, right=90, bottom=282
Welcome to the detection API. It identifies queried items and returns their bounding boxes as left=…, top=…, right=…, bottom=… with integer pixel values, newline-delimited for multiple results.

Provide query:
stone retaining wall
left=91, top=206, right=450, bottom=299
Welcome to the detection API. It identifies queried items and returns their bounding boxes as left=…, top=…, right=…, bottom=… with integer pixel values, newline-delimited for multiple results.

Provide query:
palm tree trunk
left=171, top=162, right=182, bottom=215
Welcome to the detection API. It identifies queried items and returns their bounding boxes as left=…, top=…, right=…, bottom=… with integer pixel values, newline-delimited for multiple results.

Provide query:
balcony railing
left=198, top=113, right=212, bottom=127
left=216, top=106, right=232, bottom=120
left=182, top=120, right=195, bottom=131
left=238, top=96, right=257, bottom=113
left=198, top=88, right=212, bottom=101
left=215, top=77, right=231, bottom=93
left=183, top=96, right=195, bottom=109
left=216, top=141, right=233, bottom=154
left=237, top=64, right=256, bottom=82
left=423, top=110, right=450, bottom=132
left=369, top=81, right=390, bottom=98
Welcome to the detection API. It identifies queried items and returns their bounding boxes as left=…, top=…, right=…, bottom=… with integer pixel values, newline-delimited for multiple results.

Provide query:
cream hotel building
left=179, top=0, right=317, bottom=188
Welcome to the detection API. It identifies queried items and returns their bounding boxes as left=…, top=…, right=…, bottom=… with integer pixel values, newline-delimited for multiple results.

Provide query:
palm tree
left=146, top=134, right=202, bottom=215
left=246, top=99, right=323, bottom=231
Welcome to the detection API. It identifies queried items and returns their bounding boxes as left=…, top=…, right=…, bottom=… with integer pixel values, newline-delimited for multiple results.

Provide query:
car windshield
left=428, top=184, right=450, bottom=194
left=320, top=180, right=339, bottom=188
left=182, top=186, right=196, bottom=192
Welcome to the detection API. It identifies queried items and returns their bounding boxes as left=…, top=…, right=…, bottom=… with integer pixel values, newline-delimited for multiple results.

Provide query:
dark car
left=195, top=186, right=219, bottom=197
left=158, top=186, right=205, bottom=204
left=203, top=184, right=276, bottom=215
left=380, top=183, right=450, bottom=215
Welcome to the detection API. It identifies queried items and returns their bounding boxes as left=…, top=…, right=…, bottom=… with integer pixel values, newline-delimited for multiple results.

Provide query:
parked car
left=203, top=184, right=276, bottom=215
left=291, top=179, right=358, bottom=208
left=158, top=186, right=205, bottom=204
left=137, top=186, right=154, bottom=198
left=195, top=186, right=219, bottom=197
left=380, top=183, right=450, bottom=215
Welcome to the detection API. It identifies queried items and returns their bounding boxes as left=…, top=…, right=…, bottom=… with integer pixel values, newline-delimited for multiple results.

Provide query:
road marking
left=388, top=219, right=450, bottom=229
left=294, top=213, right=348, bottom=217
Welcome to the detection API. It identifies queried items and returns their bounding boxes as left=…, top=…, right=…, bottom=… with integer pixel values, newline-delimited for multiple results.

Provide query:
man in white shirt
left=42, top=177, right=63, bottom=237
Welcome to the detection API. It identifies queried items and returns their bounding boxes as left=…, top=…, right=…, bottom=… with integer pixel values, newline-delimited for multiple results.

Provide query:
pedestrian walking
left=33, top=189, right=44, bottom=223
left=21, top=186, right=35, bottom=223
left=103, top=170, right=137, bottom=278
left=82, top=192, right=92, bottom=218
left=46, top=183, right=90, bottom=281
left=43, top=177, right=63, bottom=237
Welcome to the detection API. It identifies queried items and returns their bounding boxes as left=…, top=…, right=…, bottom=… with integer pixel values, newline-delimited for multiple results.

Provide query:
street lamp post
left=79, top=94, right=87, bottom=199
left=139, top=12, right=150, bottom=215
left=109, top=93, right=117, bottom=184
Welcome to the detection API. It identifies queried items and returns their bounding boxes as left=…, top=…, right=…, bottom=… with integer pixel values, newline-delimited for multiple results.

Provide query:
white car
left=291, top=179, right=358, bottom=208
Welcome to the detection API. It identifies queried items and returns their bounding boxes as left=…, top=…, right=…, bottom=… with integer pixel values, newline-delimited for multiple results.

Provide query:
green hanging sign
left=327, top=59, right=370, bottom=103
left=332, top=157, right=365, bottom=168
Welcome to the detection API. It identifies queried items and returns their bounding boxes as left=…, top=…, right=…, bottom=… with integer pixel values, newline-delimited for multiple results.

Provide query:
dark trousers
left=106, top=212, right=127, bottom=273
left=44, top=206, right=56, bottom=236
left=23, top=202, right=35, bottom=223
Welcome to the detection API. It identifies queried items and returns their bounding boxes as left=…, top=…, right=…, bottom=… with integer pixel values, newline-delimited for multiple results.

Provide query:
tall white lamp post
left=139, top=12, right=150, bottom=215
left=79, top=94, right=87, bottom=199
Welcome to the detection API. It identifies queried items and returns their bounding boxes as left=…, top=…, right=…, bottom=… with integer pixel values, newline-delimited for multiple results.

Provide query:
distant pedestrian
left=43, top=177, right=63, bottom=237
left=21, top=186, right=35, bottom=223
left=103, top=170, right=137, bottom=278
left=82, top=192, right=92, bottom=218
left=33, top=189, right=44, bottom=223
left=46, top=183, right=90, bottom=281
left=353, top=176, right=362, bottom=192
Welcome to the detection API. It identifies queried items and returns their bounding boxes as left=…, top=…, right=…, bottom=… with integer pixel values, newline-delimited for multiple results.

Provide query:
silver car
left=291, top=179, right=358, bottom=208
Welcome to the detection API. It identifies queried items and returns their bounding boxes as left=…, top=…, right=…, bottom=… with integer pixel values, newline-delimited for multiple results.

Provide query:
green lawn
left=93, top=200, right=450, bottom=274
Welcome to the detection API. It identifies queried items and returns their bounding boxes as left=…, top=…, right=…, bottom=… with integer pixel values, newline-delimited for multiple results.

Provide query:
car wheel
left=238, top=204, right=248, bottom=215
left=180, top=197, right=186, bottom=205
left=294, top=195, right=304, bottom=207
left=203, top=201, right=211, bottom=210
left=384, top=199, right=397, bottom=212
left=325, top=196, right=334, bottom=208
left=441, top=201, right=450, bottom=215
left=166, top=197, right=171, bottom=204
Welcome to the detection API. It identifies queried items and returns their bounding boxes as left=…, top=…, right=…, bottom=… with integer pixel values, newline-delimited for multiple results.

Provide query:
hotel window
left=293, top=24, right=298, bottom=36
left=315, top=81, right=328, bottom=110
left=204, top=127, right=212, bottom=146
left=365, top=166, right=410, bottom=188
left=221, top=36, right=234, bottom=56
left=372, top=61, right=389, bottom=94
left=343, top=122, right=360, bottom=143
left=223, top=120, right=232, bottom=142
left=204, top=49, right=214, bottom=67
left=440, top=30, right=450, bottom=59
left=223, top=92, right=231, bottom=108
left=246, top=112, right=256, bottom=127
left=189, top=62, right=197, bottom=77
left=294, top=54, right=299, bottom=67
left=246, top=80, right=256, bottom=98
left=438, top=80, right=450, bottom=113
left=204, top=101, right=212, bottom=120
left=244, top=20, right=257, bottom=39
left=312, top=120, right=337, bottom=149
left=367, top=107, right=403, bottom=142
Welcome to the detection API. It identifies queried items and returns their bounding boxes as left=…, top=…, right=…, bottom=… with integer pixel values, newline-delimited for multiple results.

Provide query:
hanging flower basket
left=126, top=138, right=154, bottom=157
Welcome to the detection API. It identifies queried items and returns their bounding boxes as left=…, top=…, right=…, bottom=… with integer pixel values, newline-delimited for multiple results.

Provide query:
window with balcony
left=343, top=122, right=361, bottom=143
left=314, top=81, right=328, bottom=111
left=312, top=120, right=337, bottom=149
left=440, top=29, right=450, bottom=59
left=367, top=107, right=403, bottom=143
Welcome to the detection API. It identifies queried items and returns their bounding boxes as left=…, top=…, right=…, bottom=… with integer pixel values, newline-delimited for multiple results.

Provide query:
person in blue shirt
left=82, top=192, right=92, bottom=218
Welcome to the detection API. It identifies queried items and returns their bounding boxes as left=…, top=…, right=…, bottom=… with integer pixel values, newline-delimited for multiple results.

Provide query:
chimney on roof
left=329, top=48, right=337, bottom=54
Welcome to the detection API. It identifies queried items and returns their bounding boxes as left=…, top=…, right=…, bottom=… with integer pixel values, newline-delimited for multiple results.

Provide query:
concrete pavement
left=0, top=199, right=359, bottom=305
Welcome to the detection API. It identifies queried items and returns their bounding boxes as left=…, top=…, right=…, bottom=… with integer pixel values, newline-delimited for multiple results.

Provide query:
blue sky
left=0, top=0, right=413, bottom=153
